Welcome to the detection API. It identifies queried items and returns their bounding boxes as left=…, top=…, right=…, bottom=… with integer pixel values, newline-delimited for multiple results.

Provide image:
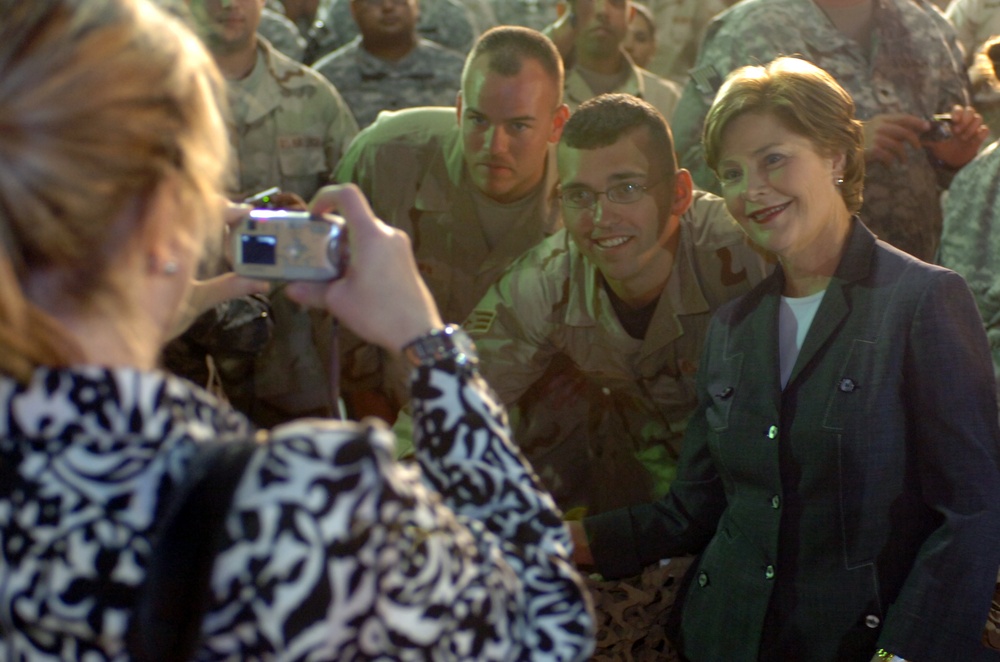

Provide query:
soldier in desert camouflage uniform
left=466, top=94, right=768, bottom=519
left=334, top=26, right=569, bottom=422
left=670, top=0, right=987, bottom=263
left=544, top=0, right=682, bottom=121
left=467, top=93, right=768, bottom=662
left=188, top=0, right=359, bottom=427
left=308, top=0, right=479, bottom=61
left=313, top=0, right=465, bottom=128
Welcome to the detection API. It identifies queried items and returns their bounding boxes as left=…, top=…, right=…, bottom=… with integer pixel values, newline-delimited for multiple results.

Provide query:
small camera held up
left=921, top=113, right=953, bottom=142
left=233, top=210, right=349, bottom=281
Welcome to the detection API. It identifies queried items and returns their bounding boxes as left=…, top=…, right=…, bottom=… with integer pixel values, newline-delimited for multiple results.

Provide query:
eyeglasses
left=558, top=179, right=665, bottom=210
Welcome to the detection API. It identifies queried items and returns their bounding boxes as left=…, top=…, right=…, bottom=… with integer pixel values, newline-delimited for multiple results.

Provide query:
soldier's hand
left=925, top=104, right=988, bottom=170
left=862, top=113, right=927, bottom=165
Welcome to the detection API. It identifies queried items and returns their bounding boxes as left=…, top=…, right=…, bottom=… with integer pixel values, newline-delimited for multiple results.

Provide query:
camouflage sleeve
left=463, top=255, right=565, bottom=406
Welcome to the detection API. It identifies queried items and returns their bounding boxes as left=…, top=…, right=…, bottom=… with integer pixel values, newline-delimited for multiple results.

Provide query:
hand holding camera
left=923, top=104, right=989, bottom=171
left=284, top=185, right=443, bottom=355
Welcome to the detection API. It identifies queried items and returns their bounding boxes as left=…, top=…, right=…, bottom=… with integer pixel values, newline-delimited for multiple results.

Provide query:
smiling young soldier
left=466, top=92, right=768, bottom=521
left=464, top=92, right=769, bottom=657
left=334, top=26, right=569, bottom=422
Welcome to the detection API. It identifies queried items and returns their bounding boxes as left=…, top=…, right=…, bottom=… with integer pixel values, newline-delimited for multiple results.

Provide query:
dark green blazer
left=586, top=219, right=1000, bottom=661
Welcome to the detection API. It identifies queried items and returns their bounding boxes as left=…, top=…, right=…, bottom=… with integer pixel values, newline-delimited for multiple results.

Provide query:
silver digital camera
left=232, top=210, right=349, bottom=281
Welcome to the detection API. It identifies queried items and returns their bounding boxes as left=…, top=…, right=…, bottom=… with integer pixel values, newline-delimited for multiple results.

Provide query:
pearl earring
left=162, top=260, right=179, bottom=275
left=835, top=177, right=845, bottom=187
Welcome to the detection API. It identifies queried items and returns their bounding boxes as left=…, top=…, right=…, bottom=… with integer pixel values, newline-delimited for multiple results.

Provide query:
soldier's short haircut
left=561, top=93, right=678, bottom=176
left=463, top=26, right=564, bottom=95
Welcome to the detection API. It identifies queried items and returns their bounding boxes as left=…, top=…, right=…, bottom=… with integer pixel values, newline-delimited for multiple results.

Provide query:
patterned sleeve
left=409, top=359, right=596, bottom=659
left=202, top=359, right=594, bottom=661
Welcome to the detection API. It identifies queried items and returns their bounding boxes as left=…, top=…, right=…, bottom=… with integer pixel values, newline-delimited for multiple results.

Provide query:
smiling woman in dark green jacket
left=572, top=56, right=1000, bottom=662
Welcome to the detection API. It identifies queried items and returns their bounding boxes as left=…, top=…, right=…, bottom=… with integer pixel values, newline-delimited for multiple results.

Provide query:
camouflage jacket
left=313, top=37, right=465, bottom=129
left=671, top=0, right=970, bottom=262
left=939, top=139, right=1000, bottom=397
left=644, top=0, right=730, bottom=85
left=258, top=8, right=306, bottom=61
left=565, top=53, right=683, bottom=122
left=226, top=37, right=358, bottom=202
left=307, top=0, right=479, bottom=62
left=465, top=191, right=770, bottom=517
left=487, top=0, right=560, bottom=31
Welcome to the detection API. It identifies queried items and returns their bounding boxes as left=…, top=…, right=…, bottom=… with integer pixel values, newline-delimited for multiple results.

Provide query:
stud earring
left=835, top=177, right=845, bottom=187
left=162, top=260, right=179, bottom=275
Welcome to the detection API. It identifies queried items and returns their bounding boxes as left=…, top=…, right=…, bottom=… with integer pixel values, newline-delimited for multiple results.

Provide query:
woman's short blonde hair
left=702, top=56, right=865, bottom=214
left=0, top=0, right=228, bottom=382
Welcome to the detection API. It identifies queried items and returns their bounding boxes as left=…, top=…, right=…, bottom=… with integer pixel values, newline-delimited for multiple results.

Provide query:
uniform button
left=764, top=565, right=775, bottom=580
left=865, top=614, right=881, bottom=629
left=601, top=387, right=611, bottom=396
left=771, top=495, right=781, bottom=509
left=838, top=378, right=857, bottom=393
left=716, top=386, right=734, bottom=400
left=766, top=425, right=778, bottom=440
left=698, top=571, right=709, bottom=587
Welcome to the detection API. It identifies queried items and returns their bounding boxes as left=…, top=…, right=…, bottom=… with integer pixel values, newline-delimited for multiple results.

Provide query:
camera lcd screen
left=241, top=234, right=277, bottom=265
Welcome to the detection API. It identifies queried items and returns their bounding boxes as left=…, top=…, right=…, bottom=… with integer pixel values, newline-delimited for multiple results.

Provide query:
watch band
left=402, top=324, right=478, bottom=368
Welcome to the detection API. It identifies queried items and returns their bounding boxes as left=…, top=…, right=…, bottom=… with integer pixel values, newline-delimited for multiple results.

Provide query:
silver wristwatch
left=402, top=324, right=478, bottom=367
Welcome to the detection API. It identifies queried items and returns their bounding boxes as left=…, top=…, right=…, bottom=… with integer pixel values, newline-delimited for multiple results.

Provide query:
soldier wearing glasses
left=466, top=93, right=769, bottom=519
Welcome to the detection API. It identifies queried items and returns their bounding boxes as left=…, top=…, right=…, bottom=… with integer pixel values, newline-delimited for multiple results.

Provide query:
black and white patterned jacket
left=0, top=360, right=595, bottom=660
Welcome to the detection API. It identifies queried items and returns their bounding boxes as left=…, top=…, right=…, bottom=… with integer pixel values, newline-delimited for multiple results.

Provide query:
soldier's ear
left=549, top=104, right=570, bottom=143
left=671, top=168, right=694, bottom=217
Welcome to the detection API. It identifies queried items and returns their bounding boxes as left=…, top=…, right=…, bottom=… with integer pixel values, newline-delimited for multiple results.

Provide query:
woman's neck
left=779, top=214, right=853, bottom=298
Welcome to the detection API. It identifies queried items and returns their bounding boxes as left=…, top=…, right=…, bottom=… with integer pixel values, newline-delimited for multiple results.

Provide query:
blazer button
left=838, top=378, right=858, bottom=393
left=766, top=425, right=778, bottom=440
left=764, top=565, right=775, bottom=580
left=865, top=614, right=881, bottom=629
left=771, top=495, right=781, bottom=509
left=698, top=571, right=709, bottom=587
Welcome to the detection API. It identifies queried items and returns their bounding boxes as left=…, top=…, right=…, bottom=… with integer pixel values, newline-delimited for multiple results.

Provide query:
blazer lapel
left=785, top=218, right=876, bottom=389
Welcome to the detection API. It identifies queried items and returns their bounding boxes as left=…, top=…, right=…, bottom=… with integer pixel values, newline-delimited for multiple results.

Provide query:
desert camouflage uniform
left=565, top=53, right=682, bottom=121
left=225, top=38, right=359, bottom=427
left=334, top=106, right=563, bottom=404
left=465, top=191, right=770, bottom=517
left=671, top=0, right=970, bottom=262
left=938, top=140, right=1000, bottom=403
left=487, top=0, right=560, bottom=31
left=258, top=7, right=307, bottom=61
left=644, top=0, right=730, bottom=84
left=227, top=37, right=358, bottom=201
left=307, top=0, right=479, bottom=63
left=313, top=37, right=465, bottom=128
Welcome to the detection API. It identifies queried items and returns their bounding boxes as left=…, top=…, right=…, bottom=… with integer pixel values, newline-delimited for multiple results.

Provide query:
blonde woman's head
left=0, top=0, right=229, bottom=381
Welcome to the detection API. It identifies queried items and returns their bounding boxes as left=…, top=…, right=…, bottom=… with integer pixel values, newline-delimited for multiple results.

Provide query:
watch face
left=404, top=325, right=478, bottom=367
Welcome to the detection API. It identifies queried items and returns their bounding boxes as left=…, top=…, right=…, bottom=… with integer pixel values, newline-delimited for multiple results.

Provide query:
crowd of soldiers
left=162, top=0, right=1000, bottom=657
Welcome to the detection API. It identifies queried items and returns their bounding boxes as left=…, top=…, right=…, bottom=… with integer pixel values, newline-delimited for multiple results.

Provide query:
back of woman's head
left=702, top=56, right=865, bottom=214
left=0, top=0, right=227, bottom=382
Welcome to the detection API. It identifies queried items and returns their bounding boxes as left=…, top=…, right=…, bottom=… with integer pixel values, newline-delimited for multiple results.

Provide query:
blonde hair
left=0, top=0, right=228, bottom=382
left=703, top=57, right=865, bottom=213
